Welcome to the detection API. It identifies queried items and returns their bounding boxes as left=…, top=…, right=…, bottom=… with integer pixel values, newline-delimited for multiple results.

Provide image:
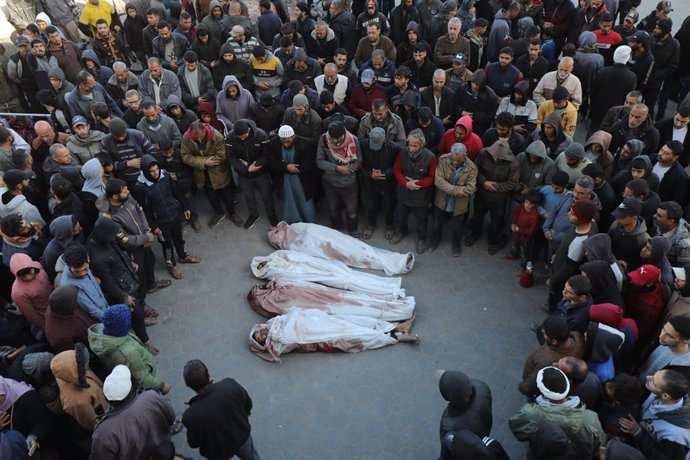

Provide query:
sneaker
left=228, top=213, right=244, bottom=227
left=244, top=214, right=260, bottom=229
left=208, top=213, right=225, bottom=229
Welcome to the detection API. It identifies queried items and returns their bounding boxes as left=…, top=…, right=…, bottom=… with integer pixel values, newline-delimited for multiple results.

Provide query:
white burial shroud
left=248, top=279, right=415, bottom=321
left=250, top=250, right=405, bottom=298
left=268, top=221, right=415, bottom=276
left=249, top=308, right=399, bottom=362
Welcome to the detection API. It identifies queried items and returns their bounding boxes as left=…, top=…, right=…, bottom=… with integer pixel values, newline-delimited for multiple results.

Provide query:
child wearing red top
left=505, top=189, right=544, bottom=268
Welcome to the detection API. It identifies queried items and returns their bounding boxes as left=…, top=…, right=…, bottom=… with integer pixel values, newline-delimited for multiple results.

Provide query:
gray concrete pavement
left=146, top=195, right=549, bottom=459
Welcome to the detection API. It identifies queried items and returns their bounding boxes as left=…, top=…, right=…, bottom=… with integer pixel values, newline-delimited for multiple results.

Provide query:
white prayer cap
left=103, top=365, right=132, bottom=401
left=536, top=366, right=570, bottom=400
left=614, top=45, right=631, bottom=64
left=278, top=125, right=295, bottom=138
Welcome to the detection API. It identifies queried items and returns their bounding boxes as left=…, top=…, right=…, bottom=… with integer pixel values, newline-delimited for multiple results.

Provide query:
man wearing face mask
left=533, top=56, right=582, bottom=107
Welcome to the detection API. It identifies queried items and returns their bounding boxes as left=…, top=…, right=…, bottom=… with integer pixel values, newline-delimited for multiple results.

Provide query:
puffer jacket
left=50, top=349, right=109, bottom=431
left=87, top=218, right=140, bottom=304
left=67, top=130, right=107, bottom=165
left=433, top=155, right=478, bottom=215
left=88, top=323, right=163, bottom=391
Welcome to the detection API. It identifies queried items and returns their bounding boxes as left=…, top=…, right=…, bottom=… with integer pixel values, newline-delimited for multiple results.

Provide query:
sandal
left=362, top=226, right=375, bottom=240
left=384, top=225, right=394, bottom=239
left=171, top=419, right=184, bottom=435
left=144, top=305, right=159, bottom=318
left=145, top=316, right=158, bottom=326
left=147, top=279, right=172, bottom=294
left=146, top=343, right=161, bottom=355
left=168, top=265, right=184, bottom=280
left=178, top=255, right=201, bottom=264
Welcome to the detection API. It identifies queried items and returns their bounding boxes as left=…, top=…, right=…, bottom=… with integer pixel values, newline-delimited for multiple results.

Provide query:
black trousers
left=395, top=202, right=429, bottom=241
left=362, top=179, right=396, bottom=227
left=203, top=183, right=236, bottom=216
left=323, top=180, right=359, bottom=232
left=470, top=195, right=508, bottom=245
left=159, top=219, right=187, bottom=266
left=431, top=207, right=466, bottom=244
left=238, top=174, right=276, bottom=218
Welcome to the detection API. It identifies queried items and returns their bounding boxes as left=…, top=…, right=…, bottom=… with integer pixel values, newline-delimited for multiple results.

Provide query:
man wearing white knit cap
left=90, top=365, right=178, bottom=459
left=265, top=125, right=319, bottom=223
left=508, top=366, right=606, bottom=459
left=589, top=44, right=639, bottom=136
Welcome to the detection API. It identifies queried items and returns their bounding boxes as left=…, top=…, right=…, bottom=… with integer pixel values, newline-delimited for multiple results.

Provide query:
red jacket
left=511, top=205, right=540, bottom=243
left=438, top=116, right=484, bottom=160
left=348, top=84, right=387, bottom=119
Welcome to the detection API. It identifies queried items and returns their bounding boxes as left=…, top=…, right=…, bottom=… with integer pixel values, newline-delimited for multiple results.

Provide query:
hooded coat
left=438, top=116, right=484, bottom=159
left=584, top=131, right=615, bottom=179
left=215, top=75, right=254, bottom=130
left=212, top=42, right=254, bottom=92
left=645, top=236, right=673, bottom=286
left=136, top=155, right=186, bottom=227
left=0, top=191, right=46, bottom=228
left=533, top=111, right=574, bottom=160
left=438, top=371, right=492, bottom=460
left=164, top=96, right=199, bottom=135
left=625, top=268, right=670, bottom=339
left=589, top=302, right=639, bottom=371
left=43, top=216, right=74, bottom=282
left=611, top=150, right=658, bottom=194
left=582, top=233, right=626, bottom=291
left=451, top=70, right=499, bottom=137
left=609, top=114, right=660, bottom=157
left=581, top=260, right=625, bottom=307
left=138, top=67, right=183, bottom=108
left=88, top=323, right=163, bottom=391
left=82, top=50, right=114, bottom=87
left=200, top=0, right=228, bottom=43
left=181, top=124, right=231, bottom=190
left=516, top=140, right=557, bottom=190
left=10, top=253, right=51, bottom=330
left=44, top=285, right=97, bottom=353
left=608, top=217, right=650, bottom=270
left=474, top=140, right=520, bottom=202
left=136, top=112, right=182, bottom=150
left=67, top=82, right=123, bottom=126
left=496, top=80, right=538, bottom=132
left=50, top=349, right=109, bottom=431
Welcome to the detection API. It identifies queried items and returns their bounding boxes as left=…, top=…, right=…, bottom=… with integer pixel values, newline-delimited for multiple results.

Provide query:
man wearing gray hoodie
left=215, top=75, right=255, bottom=130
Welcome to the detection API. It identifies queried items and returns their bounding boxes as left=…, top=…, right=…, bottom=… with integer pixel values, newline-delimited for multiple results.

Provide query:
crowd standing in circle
left=0, top=0, right=689, bottom=457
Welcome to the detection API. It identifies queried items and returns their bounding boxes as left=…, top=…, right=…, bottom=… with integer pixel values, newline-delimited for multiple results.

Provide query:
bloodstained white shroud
left=247, top=279, right=415, bottom=320
left=249, top=308, right=399, bottom=362
left=250, top=250, right=405, bottom=299
left=267, top=221, right=415, bottom=276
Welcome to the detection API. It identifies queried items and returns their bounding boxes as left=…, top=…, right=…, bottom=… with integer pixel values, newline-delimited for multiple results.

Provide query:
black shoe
left=389, top=232, right=407, bottom=244
left=244, top=215, right=260, bottom=229
left=464, top=235, right=477, bottom=247
left=416, top=239, right=427, bottom=254
left=487, top=244, right=500, bottom=255
left=208, top=213, right=225, bottom=229
left=228, top=213, right=244, bottom=227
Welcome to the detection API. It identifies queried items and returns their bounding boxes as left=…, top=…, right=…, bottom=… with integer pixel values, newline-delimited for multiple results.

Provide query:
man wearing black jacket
left=182, top=360, right=261, bottom=460
left=452, top=70, right=499, bottom=137
left=647, top=17, right=680, bottom=120
left=653, top=140, right=689, bottom=208
left=655, top=105, right=690, bottom=166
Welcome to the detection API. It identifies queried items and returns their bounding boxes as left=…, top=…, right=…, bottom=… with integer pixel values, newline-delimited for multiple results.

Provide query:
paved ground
left=145, top=190, right=548, bottom=459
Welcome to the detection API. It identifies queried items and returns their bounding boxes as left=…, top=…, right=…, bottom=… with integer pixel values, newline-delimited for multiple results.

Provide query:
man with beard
left=294, top=2, right=315, bottom=39
left=614, top=9, right=639, bottom=39
left=430, top=142, right=477, bottom=256
left=389, top=0, right=420, bottom=45
left=45, top=26, right=82, bottom=84
left=267, top=125, right=318, bottom=223
left=192, top=26, right=220, bottom=69
left=314, top=63, right=351, bottom=106
left=516, top=39, right=548, bottom=99
left=101, top=118, right=157, bottom=189
left=92, top=19, right=128, bottom=69
left=444, top=53, right=473, bottom=93
left=106, top=62, right=139, bottom=112
left=361, top=50, right=396, bottom=88
left=403, top=43, right=437, bottom=90
left=328, top=1, right=358, bottom=57
left=626, top=30, right=655, bottom=95
left=425, top=0, right=457, bottom=46
left=137, top=100, right=183, bottom=152
left=200, top=0, right=228, bottom=43
left=497, top=80, right=538, bottom=135
left=334, top=48, right=358, bottom=87
left=579, top=0, right=609, bottom=32
left=647, top=18, right=680, bottom=120
left=227, top=26, right=261, bottom=64
left=386, top=67, right=419, bottom=114
left=439, top=115, right=484, bottom=159
left=390, top=129, right=437, bottom=253
left=0, top=213, right=45, bottom=267
left=317, top=121, right=362, bottom=237
left=27, top=38, right=57, bottom=92
left=305, top=21, right=339, bottom=67
left=357, top=0, right=390, bottom=38
left=283, top=49, right=321, bottom=89
left=138, top=57, right=182, bottom=108
left=282, top=94, right=322, bottom=140
left=215, top=75, right=254, bottom=131
left=655, top=105, right=690, bottom=165
left=609, top=103, right=660, bottom=154
left=212, top=43, right=253, bottom=92
left=67, top=71, right=123, bottom=124
left=452, top=69, right=499, bottom=137
left=637, top=0, right=672, bottom=34
left=533, top=56, right=582, bottom=107
left=420, top=70, right=456, bottom=129
left=358, top=98, right=407, bottom=147
left=177, top=51, right=216, bottom=112
left=653, top=141, right=689, bottom=208
left=122, top=90, right=145, bottom=128
left=359, top=127, right=400, bottom=240
left=348, top=69, right=387, bottom=119
left=434, top=18, right=470, bottom=70
left=543, top=0, right=577, bottom=53
left=405, top=107, right=445, bottom=154
left=0, top=170, right=46, bottom=227
left=354, top=23, right=396, bottom=68
left=152, top=21, right=190, bottom=72
left=485, top=47, right=523, bottom=99
left=67, top=116, right=106, bottom=164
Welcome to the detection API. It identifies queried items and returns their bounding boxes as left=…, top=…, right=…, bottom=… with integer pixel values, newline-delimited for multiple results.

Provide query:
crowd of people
left=0, top=0, right=688, bottom=457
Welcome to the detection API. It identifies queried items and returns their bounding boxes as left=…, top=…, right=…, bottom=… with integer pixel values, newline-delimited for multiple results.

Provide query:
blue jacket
left=61, top=269, right=109, bottom=321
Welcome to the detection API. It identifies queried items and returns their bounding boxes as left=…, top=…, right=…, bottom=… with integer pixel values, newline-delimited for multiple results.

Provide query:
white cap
left=614, top=45, right=632, bottom=64
left=103, top=365, right=132, bottom=401
left=278, top=125, right=295, bottom=138
left=536, top=366, right=570, bottom=400
left=673, top=267, right=687, bottom=281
